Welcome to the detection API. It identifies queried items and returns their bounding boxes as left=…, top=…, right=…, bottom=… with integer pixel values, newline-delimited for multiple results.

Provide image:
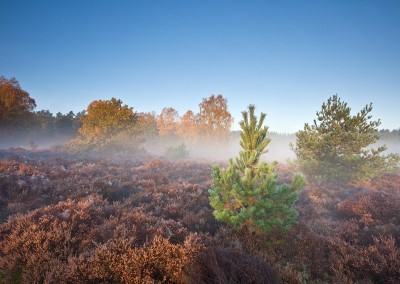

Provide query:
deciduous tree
left=199, top=95, right=233, bottom=143
left=157, top=107, right=179, bottom=139
left=0, top=76, right=36, bottom=130
left=78, top=98, right=137, bottom=148
left=136, top=112, right=159, bottom=140
left=177, top=110, right=200, bottom=143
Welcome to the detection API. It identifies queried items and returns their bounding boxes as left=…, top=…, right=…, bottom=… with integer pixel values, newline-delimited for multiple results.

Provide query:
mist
left=2, top=130, right=399, bottom=166
left=137, top=131, right=294, bottom=164
left=0, top=130, right=75, bottom=151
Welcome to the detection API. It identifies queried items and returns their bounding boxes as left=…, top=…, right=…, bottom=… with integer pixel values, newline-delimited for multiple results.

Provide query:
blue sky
left=2, top=0, right=400, bottom=132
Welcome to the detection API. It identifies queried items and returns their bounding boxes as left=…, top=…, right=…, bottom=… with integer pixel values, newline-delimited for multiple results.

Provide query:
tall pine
left=209, top=105, right=305, bottom=232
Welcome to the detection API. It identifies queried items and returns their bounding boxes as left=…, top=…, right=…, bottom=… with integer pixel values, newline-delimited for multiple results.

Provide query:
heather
left=1, top=148, right=399, bottom=283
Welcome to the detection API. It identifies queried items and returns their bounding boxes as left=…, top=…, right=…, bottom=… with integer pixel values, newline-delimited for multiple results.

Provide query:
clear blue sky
left=2, top=0, right=400, bottom=132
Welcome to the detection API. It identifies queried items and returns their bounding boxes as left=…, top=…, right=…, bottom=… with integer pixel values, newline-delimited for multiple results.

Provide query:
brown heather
left=1, top=149, right=400, bottom=283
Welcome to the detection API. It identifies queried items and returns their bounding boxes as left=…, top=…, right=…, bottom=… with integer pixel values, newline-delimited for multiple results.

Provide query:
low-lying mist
left=1, top=131, right=399, bottom=165
left=0, top=132, right=74, bottom=151
left=144, top=133, right=400, bottom=164
left=143, top=133, right=296, bottom=164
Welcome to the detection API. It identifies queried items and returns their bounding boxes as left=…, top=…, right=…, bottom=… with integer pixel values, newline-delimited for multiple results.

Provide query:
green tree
left=291, top=95, right=400, bottom=183
left=34, top=110, right=55, bottom=135
left=73, top=110, right=85, bottom=133
left=209, top=105, right=305, bottom=233
left=164, top=143, right=190, bottom=160
left=55, top=111, right=76, bottom=136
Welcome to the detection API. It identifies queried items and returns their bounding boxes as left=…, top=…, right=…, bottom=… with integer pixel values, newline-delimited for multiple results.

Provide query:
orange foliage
left=198, top=94, right=233, bottom=143
left=79, top=97, right=137, bottom=144
left=0, top=76, right=36, bottom=130
left=136, top=111, right=159, bottom=140
left=157, top=107, right=179, bottom=138
left=177, top=110, right=200, bottom=143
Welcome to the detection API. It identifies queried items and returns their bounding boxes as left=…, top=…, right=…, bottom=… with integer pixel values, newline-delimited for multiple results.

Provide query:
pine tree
left=291, top=95, right=400, bottom=183
left=209, top=105, right=305, bottom=233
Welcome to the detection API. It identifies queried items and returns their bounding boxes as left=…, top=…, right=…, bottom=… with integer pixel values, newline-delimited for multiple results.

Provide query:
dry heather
left=0, top=148, right=399, bottom=283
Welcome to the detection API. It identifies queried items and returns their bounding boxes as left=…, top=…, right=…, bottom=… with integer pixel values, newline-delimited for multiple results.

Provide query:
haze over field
left=1, top=0, right=400, bottom=133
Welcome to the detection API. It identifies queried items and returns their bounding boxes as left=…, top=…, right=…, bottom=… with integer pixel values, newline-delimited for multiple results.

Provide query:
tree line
left=0, top=77, right=83, bottom=144
left=0, top=76, right=233, bottom=148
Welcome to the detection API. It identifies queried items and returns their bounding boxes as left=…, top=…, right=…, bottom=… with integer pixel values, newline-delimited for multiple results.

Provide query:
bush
left=292, top=95, right=400, bottom=184
left=164, top=143, right=190, bottom=160
left=209, top=105, right=305, bottom=233
left=185, top=246, right=279, bottom=284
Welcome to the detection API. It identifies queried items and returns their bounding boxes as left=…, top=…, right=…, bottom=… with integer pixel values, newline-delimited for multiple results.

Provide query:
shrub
left=87, top=234, right=203, bottom=283
left=209, top=105, right=305, bottom=233
left=292, top=95, right=400, bottom=184
left=164, top=143, right=190, bottom=160
left=184, top=246, right=279, bottom=284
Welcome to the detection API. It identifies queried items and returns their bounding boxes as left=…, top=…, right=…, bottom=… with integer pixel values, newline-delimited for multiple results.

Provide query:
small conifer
left=209, top=105, right=305, bottom=232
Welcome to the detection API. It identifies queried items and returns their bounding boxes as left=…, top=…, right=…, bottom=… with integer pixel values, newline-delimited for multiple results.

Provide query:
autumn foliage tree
left=153, top=95, right=232, bottom=145
left=209, top=105, right=305, bottom=233
left=0, top=76, right=36, bottom=132
left=157, top=107, right=179, bottom=139
left=177, top=110, right=200, bottom=143
left=75, top=98, right=138, bottom=149
left=199, top=95, right=233, bottom=143
left=136, top=112, right=159, bottom=140
left=292, top=95, right=400, bottom=183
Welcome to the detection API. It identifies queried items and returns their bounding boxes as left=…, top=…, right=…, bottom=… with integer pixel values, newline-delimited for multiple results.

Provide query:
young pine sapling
left=209, top=105, right=305, bottom=233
